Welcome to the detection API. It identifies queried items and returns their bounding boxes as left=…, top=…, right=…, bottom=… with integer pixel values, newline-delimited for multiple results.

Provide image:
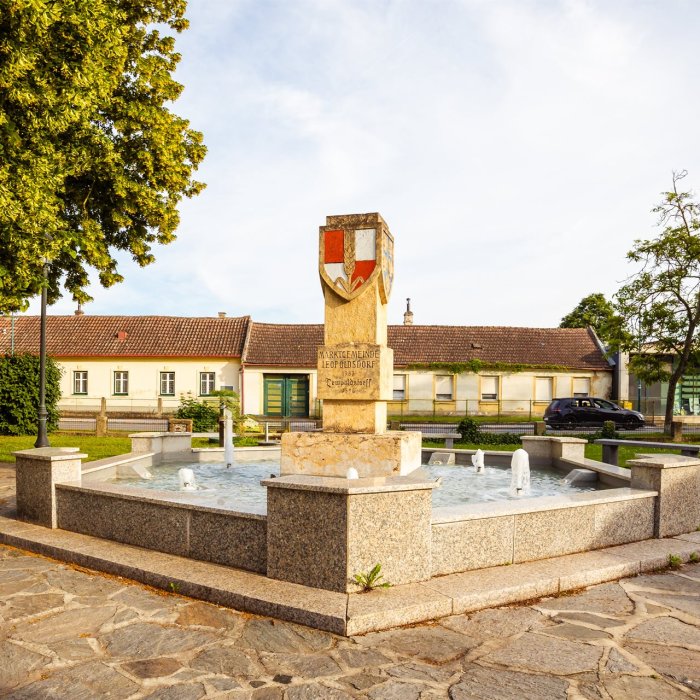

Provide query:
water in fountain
left=224, top=408, right=234, bottom=468
left=510, top=448, right=531, bottom=496
left=178, top=468, right=197, bottom=491
left=346, top=467, right=359, bottom=480
left=471, top=449, right=485, bottom=473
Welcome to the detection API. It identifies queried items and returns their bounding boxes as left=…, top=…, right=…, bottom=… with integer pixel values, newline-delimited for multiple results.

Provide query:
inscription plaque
left=317, top=343, right=392, bottom=401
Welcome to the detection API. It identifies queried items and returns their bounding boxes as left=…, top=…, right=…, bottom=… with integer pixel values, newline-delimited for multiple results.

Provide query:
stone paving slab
left=2, top=544, right=699, bottom=698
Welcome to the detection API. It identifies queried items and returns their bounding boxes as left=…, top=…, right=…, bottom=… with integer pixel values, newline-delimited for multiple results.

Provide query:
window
left=393, top=374, right=406, bottom=400
left=73, top=371, right=88, bottom=395
left=200, top=371, right=215, bottom=395
left=535, top=377, right=553, bottom=403
left=114, top=371, right=129, bottom=395
left=573, top=378, right=590, bottom=397
left=481, top=376, right=498, bottom=401
left=160, top=372, right=175, bottom=396
left=435, top=375, right=453, bottom=401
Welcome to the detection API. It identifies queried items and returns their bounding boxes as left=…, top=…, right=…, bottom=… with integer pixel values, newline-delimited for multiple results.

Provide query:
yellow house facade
left=1, top=315, right=613, bottom=418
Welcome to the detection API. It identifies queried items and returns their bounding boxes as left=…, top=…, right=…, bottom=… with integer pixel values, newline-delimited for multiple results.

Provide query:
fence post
left=157, top=397, right=163, bottom=417
left=528, top=400, right=532, bottom=421
left=95, top=413, right=107, bottom=437
left=100, top=397, right=107, bottom=417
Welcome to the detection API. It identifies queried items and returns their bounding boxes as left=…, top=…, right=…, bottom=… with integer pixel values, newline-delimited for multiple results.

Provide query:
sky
left=26, top=0, right=700, bottom=327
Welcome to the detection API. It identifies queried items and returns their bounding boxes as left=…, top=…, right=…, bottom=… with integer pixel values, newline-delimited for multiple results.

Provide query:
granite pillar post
left=629, top=454, right=700, bottom=537
left=14, top=447, right=85, bottom=528
left=264, top=474, right=436, bottom=592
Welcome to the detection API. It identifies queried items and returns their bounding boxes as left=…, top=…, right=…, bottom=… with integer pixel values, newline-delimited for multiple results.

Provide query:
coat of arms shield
left=318, top=215, right=394, bottom=303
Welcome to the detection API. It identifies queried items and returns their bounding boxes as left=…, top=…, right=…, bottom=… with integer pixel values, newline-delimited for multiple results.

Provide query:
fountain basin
left=105, top=459, right=604, bottom=511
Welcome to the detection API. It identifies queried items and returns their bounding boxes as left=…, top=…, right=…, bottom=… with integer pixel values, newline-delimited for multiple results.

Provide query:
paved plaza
left=1, top=464, right=700, bottom=698
left=1, top=543, right=699, bottom=699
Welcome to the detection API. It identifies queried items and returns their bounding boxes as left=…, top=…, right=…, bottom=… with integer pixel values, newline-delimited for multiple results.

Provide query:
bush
left=457, top=417, right=521, bottom=446
left=175, top=394, right=219, bottom=432
left=457, top=418, right=480, bottom=443
left=601, top=421, right=618, bottom=439
left=0, top=353, right=61, bottom=435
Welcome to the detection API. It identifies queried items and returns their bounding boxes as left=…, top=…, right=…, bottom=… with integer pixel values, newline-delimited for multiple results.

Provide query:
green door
left=264, top=375, right=309, bottom=417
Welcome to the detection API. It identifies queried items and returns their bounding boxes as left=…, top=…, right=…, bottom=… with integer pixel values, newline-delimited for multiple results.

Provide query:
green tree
left=611, top=171, right=700, bottom=432
left=0, top=0, right=206, bottom=312
left=560, top=293, right=618, bottom=342
left=0, top=353, right=61, bottom=434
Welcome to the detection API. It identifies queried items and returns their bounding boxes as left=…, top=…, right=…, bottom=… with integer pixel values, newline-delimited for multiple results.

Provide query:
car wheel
left=623, top=419, right=640, bottom=430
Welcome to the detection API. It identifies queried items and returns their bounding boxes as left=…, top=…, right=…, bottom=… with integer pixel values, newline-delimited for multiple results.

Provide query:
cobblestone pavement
left=0, top=541, right=698, bottom=699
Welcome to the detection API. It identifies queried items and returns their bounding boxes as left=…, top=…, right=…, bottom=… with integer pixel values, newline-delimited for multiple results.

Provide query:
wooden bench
left=594, top=438, right=700, bottom=466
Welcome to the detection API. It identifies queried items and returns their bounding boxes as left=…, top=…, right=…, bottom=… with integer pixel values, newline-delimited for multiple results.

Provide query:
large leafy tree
left=559, top=293, right=618, bottom=343
left=611, top=171, right=700, bottom=432
left=0, top=0, right=206, bottom=312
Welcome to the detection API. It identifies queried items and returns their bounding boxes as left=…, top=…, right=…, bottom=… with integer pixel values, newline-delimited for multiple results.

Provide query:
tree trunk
left=664, top=375, right=679, bottom=434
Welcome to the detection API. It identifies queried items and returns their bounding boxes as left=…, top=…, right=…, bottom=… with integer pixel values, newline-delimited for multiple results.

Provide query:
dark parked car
left=544, top=397, right=645, bottom=430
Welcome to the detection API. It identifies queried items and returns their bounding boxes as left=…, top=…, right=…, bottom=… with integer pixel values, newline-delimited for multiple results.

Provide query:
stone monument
left=280, top=212, right=421, bottom=478
left=265, top=213, right=434, bottom=592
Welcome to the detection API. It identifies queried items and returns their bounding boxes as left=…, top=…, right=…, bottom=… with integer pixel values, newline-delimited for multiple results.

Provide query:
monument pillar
left=279, top=212, right=421, bottom=477
left=267, top=213, right=434, bottom=592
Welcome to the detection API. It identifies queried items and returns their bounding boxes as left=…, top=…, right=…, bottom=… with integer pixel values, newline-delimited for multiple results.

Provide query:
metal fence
left=58, top=416, right=169, bottom=433
left=388, top=399, right=552, bottom=421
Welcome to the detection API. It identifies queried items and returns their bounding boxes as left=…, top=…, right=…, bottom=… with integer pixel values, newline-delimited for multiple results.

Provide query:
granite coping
left=13, top=447, right=86, bottom=461
left=55, top=482, right=267, bottom=520
left=0, top=504, right=698, bottom=636
left=128, top=432, right=192, bottom=438
left=627, top=454, right=700, bottom=469
left=431, top=488, right=657, bottom=524
left=81, top=452, right=157, bottom=475
left=521, top=436, right=588, bottom=444
left=558, top=457, right=631, bottom=481
left=261, top=473, right=439, bottom=494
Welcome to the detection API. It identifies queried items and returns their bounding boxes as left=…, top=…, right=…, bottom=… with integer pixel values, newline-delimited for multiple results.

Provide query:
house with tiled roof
left=0, top=314, right=250, bottom=414
left=1, top=314, right=613, bottom=418
left=240, top=322, right=613, bottom=418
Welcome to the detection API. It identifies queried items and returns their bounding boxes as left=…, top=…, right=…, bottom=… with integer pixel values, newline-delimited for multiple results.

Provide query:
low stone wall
left=55, top=483, right=267, bottom=574
left=431, top=489, right=656, bottom=576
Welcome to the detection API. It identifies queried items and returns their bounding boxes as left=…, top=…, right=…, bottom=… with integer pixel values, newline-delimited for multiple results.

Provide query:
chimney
left=218, top=311, right=226, bottom=319
left=403, top=298, right=414, bottom=326
left=74, top=303, right=84, bottom=316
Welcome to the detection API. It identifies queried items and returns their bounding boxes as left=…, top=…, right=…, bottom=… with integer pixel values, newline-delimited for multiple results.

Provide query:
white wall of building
left=58, top=357, right=241, bottom=413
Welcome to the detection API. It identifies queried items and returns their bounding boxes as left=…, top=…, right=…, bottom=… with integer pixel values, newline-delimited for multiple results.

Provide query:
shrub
left=457, top=417, right=521, bottom=445
left=601, top=421, right=618, bottom=439
left=0, top=353, right=61, bottom=435
left=175, top=394, right=219, bottom=432
left=457, top=418, right=480, bottom=443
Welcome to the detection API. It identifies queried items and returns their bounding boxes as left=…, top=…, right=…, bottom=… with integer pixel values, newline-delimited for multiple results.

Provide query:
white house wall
left=58, top=358, right=241, bottom=413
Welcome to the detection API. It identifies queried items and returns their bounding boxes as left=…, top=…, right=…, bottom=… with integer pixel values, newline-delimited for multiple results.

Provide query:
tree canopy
left=0, top=0, right=206, bottom=313
left=559, top=293, right=618, bottom=342
left=611, top=171, right=700, bottom=431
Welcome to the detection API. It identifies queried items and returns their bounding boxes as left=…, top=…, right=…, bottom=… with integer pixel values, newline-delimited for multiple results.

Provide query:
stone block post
left=95, top=414, right=108, bottom=437
left=671, top=421, right=683, bottom=442
left=14, top=448, right=85, bottom=528
left=629, top=454, right=700, bottom=537
left=264, top=474, right=436, bottom=592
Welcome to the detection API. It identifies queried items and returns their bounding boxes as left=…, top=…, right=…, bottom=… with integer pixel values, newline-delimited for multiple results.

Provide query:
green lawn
left=0, top=435, right=131, bottom=463
left=423, top=440, right=688, bottom=468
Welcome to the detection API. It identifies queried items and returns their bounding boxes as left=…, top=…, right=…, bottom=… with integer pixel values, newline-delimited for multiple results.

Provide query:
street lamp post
left=34, top=261, right=50, bottom=448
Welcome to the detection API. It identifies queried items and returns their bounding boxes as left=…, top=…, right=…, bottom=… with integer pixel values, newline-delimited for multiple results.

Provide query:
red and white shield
left=319, top=227, right=381, bottom=300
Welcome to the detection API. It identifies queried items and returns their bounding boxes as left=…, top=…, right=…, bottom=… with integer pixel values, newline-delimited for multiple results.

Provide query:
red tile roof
left=0, top=316, right=610, bottom=371
left=0, top=316, right=250, bottom=358
left=243, top=322, right=610, bottom=371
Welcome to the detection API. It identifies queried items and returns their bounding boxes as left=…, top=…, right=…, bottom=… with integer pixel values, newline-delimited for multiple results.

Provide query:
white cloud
left=31, top=0, right=700, bottom=329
